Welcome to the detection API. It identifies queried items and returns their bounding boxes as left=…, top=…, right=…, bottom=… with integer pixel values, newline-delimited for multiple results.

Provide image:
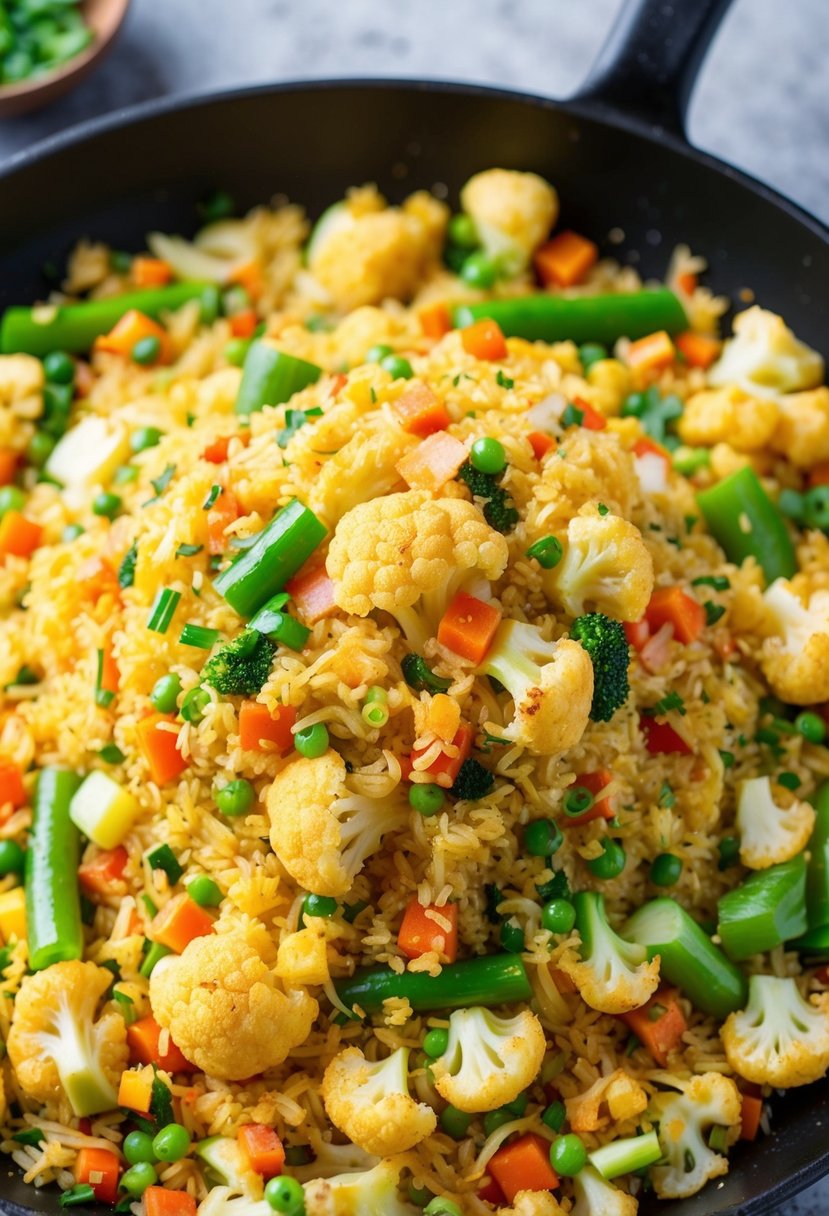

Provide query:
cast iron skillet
left=1, top=0, right=828, bottom=1212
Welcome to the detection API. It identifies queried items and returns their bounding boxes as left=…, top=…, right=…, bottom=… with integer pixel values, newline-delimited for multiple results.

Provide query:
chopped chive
left=139, top=941, right=172, bottom=979
left=59, top=1185, right=97, bottom=1208
left=175, top=543, right=203, bottom=558
left=719, top=749, right=735, bottom=768
left=644, top=690, right=686, bottom=717
left=561, top=402, right=584, bottom=428
left=692, top=575, right=730, bottom=590
left=99, top=743, right=126, bottom=764
left=179, top=623, right=220, bottom=649
left=112, top=987, right=137, bottom=1025
left=146, top=843, right=183, bottom=884
left=277, top=406, right=324, bottom=448
left=118, top=542, right=137, bottom=589
left=202, top=485, right=222, bottom=510
left=704, top=601, right=726, bottom=626
left=496, top=370, right=514, bottom=389
left=95, top=649, right=115, bottom=709
left=150, top=464, right=176, bottom=497
left=147, top=588, right=181, bottom=633
left=249, top=595, right=312, bottom=651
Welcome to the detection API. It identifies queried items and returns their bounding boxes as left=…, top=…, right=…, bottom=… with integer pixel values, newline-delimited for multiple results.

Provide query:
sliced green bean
left=25, top=767, right=83, bottom=971
left=334, top=953, right=532, bottom=1014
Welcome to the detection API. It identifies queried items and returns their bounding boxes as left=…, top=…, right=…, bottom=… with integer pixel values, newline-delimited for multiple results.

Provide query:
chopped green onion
left=176, top=543, right=203, bottom=558
left=150, top=463, right=176, bottom=498
left=589, top=1130, right=662, bottom=1179
left=213, top=499, right=326, bottom=619
left=277, top=406, right=324, bottom=448
left=140, top=941, right=172, bottom=979
left=202, top=484, right=222, bottom=510
left=112, top=987, right=137, bottom=1026
left=692, top=575, right=730, bottom=590
left=697, top=467, right=796, bottom=583
left=147, top=588, right=181, bottom=633
left=236, top=341, right=322, bottom=416
left=717, top=855, right=807, bottom=960
left=146, top=843, right=183, bottom=884
left=95, top=648, right=115, bottom=708
left=179, top=623, right=220, bottom=649
left=526, top=535, right=563, bottom=569
left=362, top=685, right=389, bottom=728
left=59, top=1185, right=97, bottom=1208
left=180, top=687, right=210, bottom=723
left=249, top=595, right=312, bottom=651
left=99, top=744, right=126, bottom=764
left=13, top=1127, right=46, bottom=1146
left=563, top=786, right=593, bottom=817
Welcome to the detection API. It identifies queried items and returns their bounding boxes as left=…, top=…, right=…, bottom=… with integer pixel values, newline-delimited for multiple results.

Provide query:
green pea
left=804, top=486, right=829, bottom=531
left=424, top=1200, right=462, bottom=1216
left=650, top=852, right=683, bottom=887
left=294, top=722, right=329, bottom=758
left=114, top=464, right=138, bottom=485
left=43, top=351, right=75, bottom=385
left=150, top=673, right=182, bottom=714
left=500, top=917, right=525, bottom=953
left=224, top=338, right=252, bottom=367
left=62, top=523, right=84, bottom=542
left=447, top=214, right=478, bottom=249
left=778, top=488, right=806, bottom=522
left=422, top=1028, right=449, bottom=1058
left=380, top=354, right=414, bottom=381
left=187, top=875, right=223, bottom=908
left=586, top=838, right=626, bottom=880
left=526, top=535, right=563, bottom=569
left=92, top=491, right=121, bottom=519
left=795, top=711, right=826, bottom=745
left=718, top=835, right=740, bottom=870
left=132, top=336, right=162, bottom=366
left=303, top=893, right=337, bottom=918
left=460, top=251, right=498, bottom=289
left=180, top=686, right=210, bottom=723
left=151, top=1121, right=191, bottom=1163
left=0, top=840, right=25, bottom=877
left=409, top=783, right=446, bottom=817
left=214, top=777, right=255, bottom=817
left=123, top=1130, right=157, bottom=1165
left=439, top=1104, right=471, bottom=1139
left=524, top=818, right=563, bottom=857
left=0, top=486, right=26, bottom=518
left=542, top=1099, right=566, bottom=1132
left=264, top=1175, right=305, bottom=1214
left=365, top=344, right=393, bottom=364
left=408, top=1182, right=433, bottom=1207
left=504, top=1091, right=528, bottom=1116
left=578, top=342, right=608, bottom=373
left=470, top=437, right=507, bottom=475
left=541, top=898, right=576, bottom=935
left=483, top=1107, right=515, bottom=1137
left=549, top=1133, right=588, bottom=1176
left=119, top=1161, right=156, bottom=1196
left=130, top=426, right=163, bottom=453
left=26, top=429, right=56, bottom=467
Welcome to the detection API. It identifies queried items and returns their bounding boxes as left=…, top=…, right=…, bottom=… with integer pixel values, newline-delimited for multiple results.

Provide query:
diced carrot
left=285, top=564, right=337, bottom=625
left=675, top=330, right=721, bottom=369
left=411, top=722, right=474, bottom=785
left=79, top=846, right=128, bottom=896
left=535, top=230, right=598, bottom=289
left=238, top=1124, right=285, bottom=1179
left=151, top=893, right=214, bottom=955
left=640, top=715, right=692, bottom=755
left=132, top=256, right=173, bottom=288
left=78, top=556, right=120, bottom=603
left=626, top=330, right=675, bottom=372
left=99, top=636, right=119, bottom=699
left=94, top=309, right=172, bottom=365
left=528, top=431, right=556, bottom=460
left=624, top=618, right=650, bottom=651
left=419, top=301, right=452, bottom=339
left=0, top=510, right=42, bottom=559
left=488, top=1133, right=559, bottom=1203
left=136, top=713, right=188, bottom=785
left=550, top=965, right=578, bottom=994
left=0, top=448, right=18, bottom=486
left=437, top=591, right=502, bottom=664
left=0, top=756, right=26, bottom=812
left=461, top=318, right=507, bottom=361
left=118, top=1066, right=154, bottom=1113
left=619, top=987, right=687, bottom=1067
left=427, top=693, right=461, bottom=744
left=572, top=395, right=606, bottom=431
left=645, top=585, right=705, bottom=645
left=202, top=432, right=250, bottom=465
left=676, top=271, right=698, bottom=295
left=564, top=770, right=616, bottom=826
left=239, top=702, right=297, bottom=753
left=396, top=431, right=467, bottom=492
left=207, top=487, right=241, bottom=555
left=809, top=461, right=829, bottom=489
left=229, top=309, right=258, bottom=339
left=398, top=898, right=458, bottom=962
left=478, top=1176, right=506, bottom=1205
left=75, top=1146, right=120, bottom=1204
left=633, top=436, right=671, bottom=464
left=228, top=260, right=264, bottom=300
left=127, top=1015, right=193, bottom=1073
left=144, top=1187, right=198, bottom=1216
left=740, top=1093, right=763, bottom=1141
left=392, top=383, right=450, bottom=437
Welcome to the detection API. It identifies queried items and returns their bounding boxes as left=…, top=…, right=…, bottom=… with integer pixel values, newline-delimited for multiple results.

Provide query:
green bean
left=214, top=498, right=326, bottom=618
left=25, top=767, right=83, bottom=971
left=235, top=341, right=322, bottom=416
left=717, top=855, right=807, bottom=961
left=334, top=952, right=532, bottom=1014
left=697, top=467, right=796, bottom=583
left=806, top=782, right=829, bottom=932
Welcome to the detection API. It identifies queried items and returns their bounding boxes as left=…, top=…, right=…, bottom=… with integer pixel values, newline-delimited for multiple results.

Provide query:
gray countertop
left=0, top=1, right=827, bottom=1213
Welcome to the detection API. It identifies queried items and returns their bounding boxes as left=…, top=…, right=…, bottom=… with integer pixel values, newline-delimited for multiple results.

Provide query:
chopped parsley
left=276, top=406, right=323, bottom=449
left=704, top=601, right=726, bottom=626
left=644, top=690, right=686, bottom=717
left=496, top=369, right=515, bottom=389
left=202, top=484, right=222, bottom=510
left=175, top=543, right=203, bottom=558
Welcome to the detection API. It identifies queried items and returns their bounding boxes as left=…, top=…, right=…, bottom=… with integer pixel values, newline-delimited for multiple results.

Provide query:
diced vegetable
left=235, top=341, right=321, bottom=416
left=640, top=715, right=691, bottom=755
left=419, top=301, right=452, bottom=339
left=740, top=1093, right=763, bottom=1141
left=206, top=487, right=240, bottom=556
left=237, top=1124, right=285, bottom=1179
left=94, top=310, right=172, bottom=365
left=453, top=289, right=687, bottom=345
left=135, top=714, right=188, bottom=785
left=25, top=767, right=83, bottom=970
left=249, top=596, right=311, bottom=651
left=146, top=843, right=183, bottom=884
left=334, top=952, right=532, bottom=1014
left=487, top=1132, right=559, bottom=1203
left=238, top=702, right=297, bottom=752
left=0, top=510, right=42, bottom=559
left=285, top=564, right=337, bottom=624
left=437, top=591, right=502, bottom=663
left=0, top=756, right=26, bottom=812
left=143, top=1187, right=197, bottom=1216
left=127, top=1016, right=191, bottom=1073
left=117, top=1067, right=154, bottom=1114
left=150, top=893, right=214, bottom=955
left=626, top=330, right=675, bottom=372
left=410, top=722, right=474, bottom=785
left=78, top=846, right=128, bottom=896
left=392, top=383, right=450, bottom=436
left=0, top=448, right=18, bottom=486
left=805, top=781, right=829, bottom=932
left=398, top=899, right=458, bottom=962
left=46, top=416, right=130, bottom=502
left=563, top=770, right=614, bottom=826
left=0, top=887, right=26, bottom=944
left=717, top=855, right=807, bottom=960
left=69, top=771, right=138, bottom=850
left=396, top=431, right=468, bottom=492
left=133, top=257, right=173, bottom=288
left=697, top=466, right=796, bottom=583
left=528, top=430, right=556, bottom=460
left=675, top=330, right=721, bottom=368
left=534, top=230, right=598, bottom=288
left=460, top=318, right=508, bottom=361
left=645, top=586, right=705, bottom=644
left=619, top=987, right=687, bottom=1067
left=75, top=1146, right=120, bottom=1204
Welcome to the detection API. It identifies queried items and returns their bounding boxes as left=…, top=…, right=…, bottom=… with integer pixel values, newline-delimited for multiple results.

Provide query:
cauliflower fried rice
left=0, top=169, right=827, bottom=1214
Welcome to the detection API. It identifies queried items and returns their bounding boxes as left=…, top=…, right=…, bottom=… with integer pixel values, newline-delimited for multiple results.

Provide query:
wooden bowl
left=0, top=0, right=131, bottom=118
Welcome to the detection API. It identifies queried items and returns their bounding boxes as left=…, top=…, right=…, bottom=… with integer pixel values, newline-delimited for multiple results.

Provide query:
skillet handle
left=572, top=0, right=734, bottom=139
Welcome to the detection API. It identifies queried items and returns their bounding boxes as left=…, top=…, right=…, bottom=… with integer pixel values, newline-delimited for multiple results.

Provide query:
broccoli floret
left=202, top=629, right=276, bottom=696
left=118, top=542, right=137, bottom=589
left=401, top=653, right=452, bottom=693
left=571, top=612, right=630, bottom=722
left=457, top=460, right=519, bottom=533
left=450, top=757, right=494, bottom=800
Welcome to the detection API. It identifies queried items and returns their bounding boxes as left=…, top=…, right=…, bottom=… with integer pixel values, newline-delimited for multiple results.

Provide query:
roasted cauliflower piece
left=551, top=513, right=654, bottom=622
left=736, top=776, right=815, bottom=870
left=321, top=1046, right=436, bottom=1155
left=7, top=961, right=127, bottom=1117
left=678, top=385, right=779, bottom=452
left=759, top=577, right=829, bottom=704
left=149, top=922, right=317, bottom=1080
left=650, top=1073, right=741, bottom=1200
left=459, top=168, right=559, bottom=276
left=479, top=619, right=594, bottom=755
left=303, top=1156, right=416, bottom=1216
left=709, top=306, right=824, bottom=398
left=276, top=923, right=330, bottom=987
left=498, top=1192, right=567, bottom=1216
left=565, top=1069, right=648, bottom=1133
left=308, top=416, right=414, bottom=526
left=558, top=893, right=660, bottom=1015
left=526, top=430, right=640, bottom=534
left=770, top=387, right=829, bottom=468
left=572, top=1165, right=639, bottom=1216
left=722, top=975, right=829, bottom=1088
left=0, top=353, right=43, bottom=416
left=429, top=1005, right=545, bottom=1113
left=267, top=751, right=408, bottom=898
left=326, top=490, right=509, bottom=649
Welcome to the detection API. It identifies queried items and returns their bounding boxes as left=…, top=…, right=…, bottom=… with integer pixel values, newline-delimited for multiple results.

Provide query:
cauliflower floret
left=0, top=353, right=43, bottom=416
left=198, top=1189, right=270, bottom=1216
left=7, top=961, right=127, bottom=1118
left=149, top=922, right=317, bottom=1080
left=304, top=1156, right=417, bottom=1216
left=276, top=923, right=330, bottom=987
left=430, top=1005, right=545, bottom=1113
left=722, top=975, right=829, bottom=1088
left=736, top=776, right=815, bottom=869
left=326, top=490, right=509, bottom=650
left=460, top=169, right=558, bottom=275
left=498, top=1191, right=567, bottom=1216
left=526, top=430, right=640, bottom=535
left=709, top=306, right=824, bottom=399
left=565, top=1069, right=648, bottom=1133
left=759, top=578, right=829, bottom=704
left=650, top=1073, right=741, bottom=1200
left=585, top=359, right=632, bottom=417
left=267, top=751, right=408, bottom=898
left=307, top=186, right=448, bottom=309
left=558, top=893, right=660, bottom=1015
left=770, top=387, right=829, bottom=468
left=321, top=1046, right=436, bottom=1155
left=308, top=416, right=414, bottom=527
left=572, top=1165, right=638, bottom=1216
left=479, top=619, right=594, bottom=755
left=551, top=513, right=654, bottom=622
left=678, top=385, right=779, bottom=452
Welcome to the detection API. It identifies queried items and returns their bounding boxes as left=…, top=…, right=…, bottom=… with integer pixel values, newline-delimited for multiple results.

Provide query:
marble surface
left=0, top=0, right=827, bottom=1212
